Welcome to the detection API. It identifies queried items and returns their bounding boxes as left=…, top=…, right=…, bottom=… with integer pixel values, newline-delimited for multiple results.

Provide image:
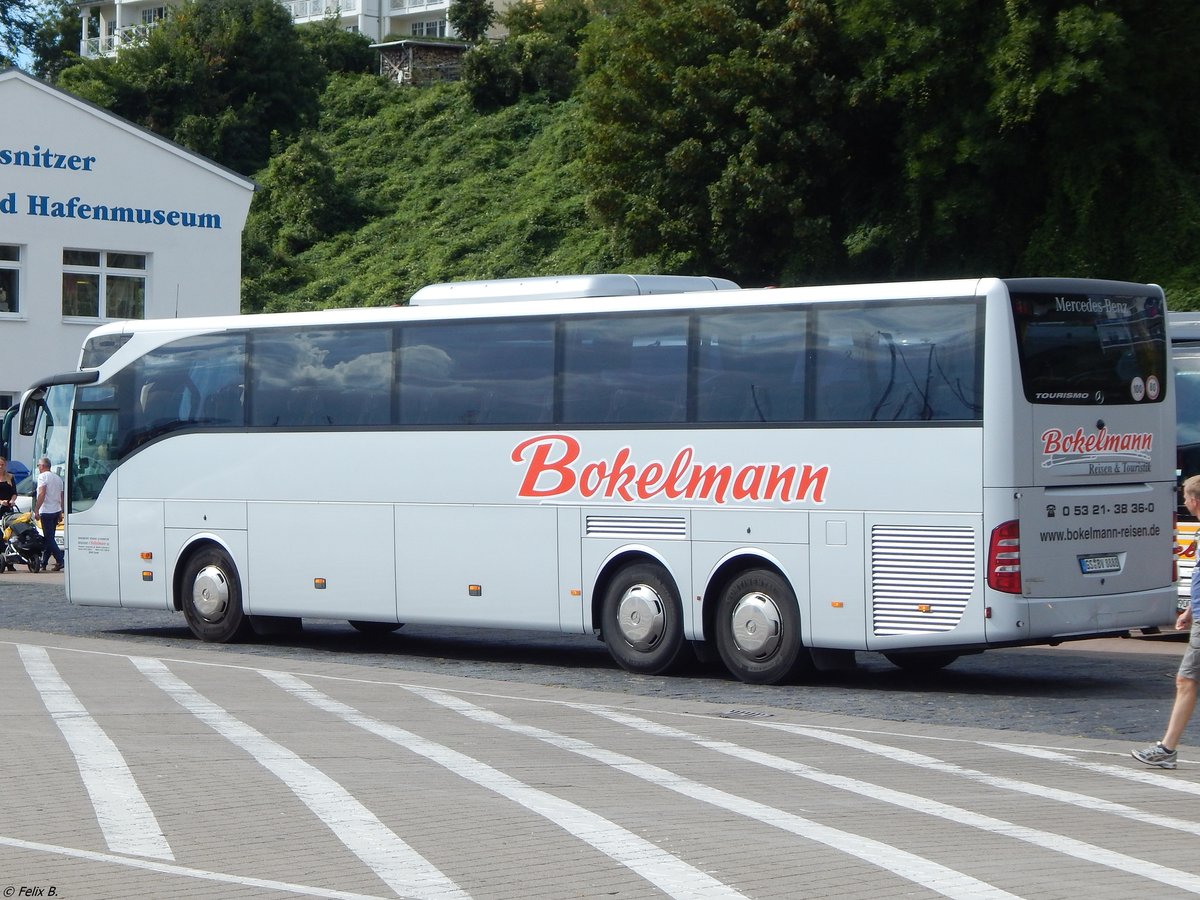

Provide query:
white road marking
left=574, top=704, right=1200, bottom=893
left=0, top=833, right=394, bottom=899
left=262, top=670, right=748, bottom=900
left=12, top=641, right=1199, bottom=895
left=130, top=657, right=468, bottom=900
left=774, top=723, right=1200, bottom=832
left=404, top=685, right=1021, bottom=900
left=985, top=742, right=1200, bottom=794
left=17, top=644, right=173, bottom=860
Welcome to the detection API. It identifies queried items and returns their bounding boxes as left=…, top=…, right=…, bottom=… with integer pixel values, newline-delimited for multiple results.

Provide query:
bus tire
left=715, top=569, right=808, bottom=685
left=181, top=546, right=250, bottom=643
left=883, top=651, right=960, bottom=673
left=348, top=620, right=404, bottom=635
left=602, top=563, right=690, bottom=675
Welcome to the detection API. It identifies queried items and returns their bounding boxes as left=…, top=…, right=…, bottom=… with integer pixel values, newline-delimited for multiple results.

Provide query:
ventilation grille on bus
left=871, top=525, right=975, bottom=636
left=585, top=516, right=687, bottom=540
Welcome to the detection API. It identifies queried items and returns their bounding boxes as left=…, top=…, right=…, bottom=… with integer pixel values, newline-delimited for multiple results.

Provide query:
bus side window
left=139, top=382, right=178, bottom=427
left=697, top=309, right=808, bottom=423
left=201, top=383, right=244, bottom=425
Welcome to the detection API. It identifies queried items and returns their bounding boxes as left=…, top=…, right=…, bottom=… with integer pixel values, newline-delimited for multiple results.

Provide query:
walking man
left=33, top=456, right=65, bottom=572
left=1132, top=473, right=1200, bottom=769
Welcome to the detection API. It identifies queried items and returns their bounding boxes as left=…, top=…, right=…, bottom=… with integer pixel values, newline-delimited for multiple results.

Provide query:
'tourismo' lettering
left=511, top=433, right=829, bottom=505
left=1040, top=427, right=1153, bottom=456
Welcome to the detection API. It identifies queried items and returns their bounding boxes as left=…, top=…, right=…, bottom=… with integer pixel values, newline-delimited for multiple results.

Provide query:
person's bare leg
left=1163, top=675, right=1199, bottom=751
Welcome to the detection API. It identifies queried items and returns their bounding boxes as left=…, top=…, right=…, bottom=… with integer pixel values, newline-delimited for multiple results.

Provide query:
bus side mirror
left=19, top=387, right=45, bottom=437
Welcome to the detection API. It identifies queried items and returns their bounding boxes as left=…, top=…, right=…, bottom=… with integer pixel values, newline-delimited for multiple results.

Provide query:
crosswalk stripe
left=18, top=645, right=173, bottom=860
left=986, top=742, right=1200, bottom=794
left=262, top=669, right=749, bottom=900
left=404, top=685, right=1021, bottom=900
left=575, top=704, right=1200, bottom=894
left=131, top=656, right=468, bottom=900
left=0, top=833, right=394, bottom=899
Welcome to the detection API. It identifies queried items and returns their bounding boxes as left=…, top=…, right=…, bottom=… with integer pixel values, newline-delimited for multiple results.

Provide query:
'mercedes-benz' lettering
left=511, top=433, right=829, bottom=505
left=1053, top=296, right=1131, bottom=316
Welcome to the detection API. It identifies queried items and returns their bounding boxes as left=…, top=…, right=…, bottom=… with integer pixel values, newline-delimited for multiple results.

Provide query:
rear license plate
left=1079, top=554, right=1120, bottom=574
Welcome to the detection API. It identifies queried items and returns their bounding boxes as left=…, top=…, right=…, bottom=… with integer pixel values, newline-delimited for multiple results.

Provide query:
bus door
left=557, top=507, right=585, bottom=632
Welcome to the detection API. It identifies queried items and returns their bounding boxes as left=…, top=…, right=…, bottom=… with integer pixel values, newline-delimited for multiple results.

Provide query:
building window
left=0, top=245, right=20, bottom=314
left=62, top=249, right=147, bottom=320
left=411, top=19, right=447, bottom=37
left=141, top=6, right=166, bottom=23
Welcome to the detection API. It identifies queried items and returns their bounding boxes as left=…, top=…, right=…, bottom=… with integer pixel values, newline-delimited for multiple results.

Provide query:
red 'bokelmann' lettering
left=510, top=434, right=829, bottom=505
left=1040, top=426, right=1153, bottom=456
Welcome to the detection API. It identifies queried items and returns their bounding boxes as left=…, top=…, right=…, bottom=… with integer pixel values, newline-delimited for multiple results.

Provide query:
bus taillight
left=1174, top=510, right=1179, bottom=584
left=987, top=520, right=1021, bottom=594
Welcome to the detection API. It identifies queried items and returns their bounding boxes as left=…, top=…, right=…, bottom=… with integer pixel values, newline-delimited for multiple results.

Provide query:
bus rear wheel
left=602, top=563, right=690, bottom=675
left=715, top=569, right=808, bottom=685
left=181, top=546, right=250, bottom=643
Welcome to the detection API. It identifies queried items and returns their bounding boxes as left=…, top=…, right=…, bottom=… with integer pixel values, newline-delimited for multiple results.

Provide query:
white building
left=79, top=0, right=510, bottom=57
left=0, top=68, right=255, bottom=412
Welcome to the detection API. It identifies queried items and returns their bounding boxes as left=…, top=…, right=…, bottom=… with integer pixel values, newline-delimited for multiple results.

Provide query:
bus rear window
left=1010, top=290, right=1167, bottom=405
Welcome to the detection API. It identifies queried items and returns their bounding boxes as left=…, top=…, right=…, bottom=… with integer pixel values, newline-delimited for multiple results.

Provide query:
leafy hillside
left=43, top=0, right=1200, bottom=311
left=242, top=76, right=631, bottom=311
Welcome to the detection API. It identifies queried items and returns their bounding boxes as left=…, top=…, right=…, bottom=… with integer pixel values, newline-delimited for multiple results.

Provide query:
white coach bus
left=21, top=275, right=1177, bottom=683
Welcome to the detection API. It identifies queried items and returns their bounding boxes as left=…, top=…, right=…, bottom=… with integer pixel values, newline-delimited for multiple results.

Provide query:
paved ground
left=2, top=617, right=1200, bottom=899
left=0, top=570, right=1190, bottom=743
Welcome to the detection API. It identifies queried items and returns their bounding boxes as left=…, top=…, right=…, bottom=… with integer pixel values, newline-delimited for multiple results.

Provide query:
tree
left=57, top=0, right=324, bottom=175
left=579, top=0, right=1200, bottom=295
left=838, top=0, right=1200, bottom=296
left=243, top=135, right=360, bottom=258
left=28, top=0, right=80, bottom=82
left=461, top=0, right=588, bottom=109
left=580, top=0, right=852, bottom=284
left=504, top=0, right=590, bottom=49
left=241, top=136, right=361, bottom=312
left=448, top=0, right=495, bottom=43
left=296, top=15, right=375, bottom=76
left=0, top=0, right=34, bottom=66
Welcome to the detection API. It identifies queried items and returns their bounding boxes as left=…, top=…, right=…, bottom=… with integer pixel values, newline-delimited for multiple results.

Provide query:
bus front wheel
left=715, top=569, right=808, bottom=684
left=181, top=546, right=250, bottom=643
left=602, top=563, right=690, bottom=675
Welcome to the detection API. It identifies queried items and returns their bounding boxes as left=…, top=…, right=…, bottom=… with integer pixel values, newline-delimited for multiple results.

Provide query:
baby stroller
left=2, top=511, right=45, bottom=573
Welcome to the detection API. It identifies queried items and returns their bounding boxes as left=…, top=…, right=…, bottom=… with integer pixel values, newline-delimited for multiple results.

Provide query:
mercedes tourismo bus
left=21, top=275, right=1177, bottom=684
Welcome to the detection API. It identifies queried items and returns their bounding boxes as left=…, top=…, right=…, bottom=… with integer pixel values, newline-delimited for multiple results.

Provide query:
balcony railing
left=82, top=0, right=384, bottom=57
left=389, top=0, right=449, bottom=11
left=82, top=21, right=159, bottom=58
left=281, top=0, right=359, bottom=20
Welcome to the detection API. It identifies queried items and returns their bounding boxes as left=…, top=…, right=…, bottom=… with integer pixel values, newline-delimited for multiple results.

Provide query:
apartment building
left=79, top=0, right=507, bottom=57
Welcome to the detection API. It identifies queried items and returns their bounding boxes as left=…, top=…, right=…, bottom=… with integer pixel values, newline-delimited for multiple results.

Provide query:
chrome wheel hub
left=730, top=592, right=782, bottom=659
left=615, top=584, right=665, bottom=651
left=192, top=565, right=230, bottom=621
